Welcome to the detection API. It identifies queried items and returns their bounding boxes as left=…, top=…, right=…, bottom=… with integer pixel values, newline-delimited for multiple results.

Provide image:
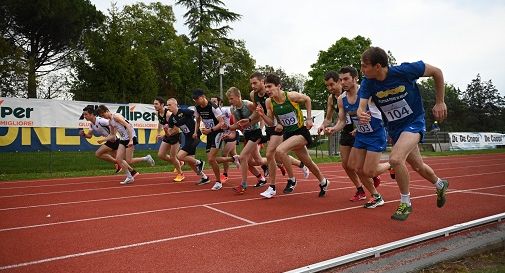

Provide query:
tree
left=1, top=0, right=103, bottom=98
left=459, top=74, right=505, bottom=131
left=304, top=36, right=372, bottom=109
left=255, top=66, right=305, bottom=92
left=176, top=0, right=241, bottom=81
left=70, top=4, right=157, bottom=103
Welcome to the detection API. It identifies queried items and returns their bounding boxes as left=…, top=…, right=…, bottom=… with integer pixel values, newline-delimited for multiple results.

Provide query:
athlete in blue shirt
left=357, top=47, right=449, bottom=221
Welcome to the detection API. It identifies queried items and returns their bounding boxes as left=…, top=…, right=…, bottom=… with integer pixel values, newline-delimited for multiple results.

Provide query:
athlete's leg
left=406, top=145, right=438, bottom=184
left=291, top=143, right=324, bottom=181
left=170, top=142, right=182, bottom=174
left=95, top=145, right=116, bottom=164
left=266, top=135, right=282, bottom=186
left=207, top=147, right=221, bottom=182
left=276, top=135, right=306, bottom=178
left=350, top=148, right=378, bottom=195
left=340, top=145, right=362, bottom=188
left=157, top=141, right=171, bottom=162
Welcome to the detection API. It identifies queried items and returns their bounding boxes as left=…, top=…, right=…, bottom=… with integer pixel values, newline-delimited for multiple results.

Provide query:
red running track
left=0, top=153, right=504, bottom=272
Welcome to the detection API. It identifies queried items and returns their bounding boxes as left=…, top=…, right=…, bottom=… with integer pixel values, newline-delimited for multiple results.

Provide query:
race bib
left=203, top=119, right=215, bottom=129
left=351, top=116, right=373, bottom=133
left=345, top=114, right=352, bottom=125
left=381, top=99, right=413, bottom=122
left=278, top=111, right=298, bottom=127
left=179, top=124, right=190, bottom=134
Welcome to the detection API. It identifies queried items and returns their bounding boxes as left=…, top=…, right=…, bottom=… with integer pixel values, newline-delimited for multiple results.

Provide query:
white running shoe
left=146, top=154, right=155, bottom=166
left=260, top=186, right=277, bottom=199
left=302, top=165, right=310, bottom=179
left=211, top=182, right=222, bottom=190
left=121, top=177, right=134, bottom=185
left=232, top=155, right=241, bottom=169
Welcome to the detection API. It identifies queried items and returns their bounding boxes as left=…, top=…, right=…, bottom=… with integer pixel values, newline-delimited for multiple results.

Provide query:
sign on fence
left=449, top=132, right=505, bottom=150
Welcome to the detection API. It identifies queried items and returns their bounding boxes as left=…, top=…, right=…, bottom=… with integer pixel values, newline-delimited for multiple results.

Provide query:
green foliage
left=305, top=36, right=372, bottom=109
left=176, top=0, right=241, bottom=80
left=1, top=0, right=104, bottom=98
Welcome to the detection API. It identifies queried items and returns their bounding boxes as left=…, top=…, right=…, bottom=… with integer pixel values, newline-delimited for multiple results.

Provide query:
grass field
left=1, top=147, right=504, bottom=181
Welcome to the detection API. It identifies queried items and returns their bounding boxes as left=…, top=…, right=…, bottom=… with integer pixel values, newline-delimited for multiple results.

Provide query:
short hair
left=82, top=105, right=96, bottom=115
left=96, top=105, right=109, bottom=115
left=249, top=72, right=264, bottom=80
left=192, top=89, right=205, bottom=99
left=324, top=71, right=339, bottom=81
left=210, top=96, right=222, bottom=104
left=338, top=66, right=359, bottom=78
left=154, top=96, right=165, bottom=105
left=167, top=98, right=178, bottom=105
left=361, top=47, right=388, bottom=67
left=226, top=87, right=241, bottom=98
left=265, top=74, right=281, bottom=86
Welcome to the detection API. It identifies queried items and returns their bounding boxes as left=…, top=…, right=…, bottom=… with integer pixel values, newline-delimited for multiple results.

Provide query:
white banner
left=449, top=132, right=505, bottom=150
left=0, top=97, right=158, bottom=129
left=1, top=97, right=326, bottom=134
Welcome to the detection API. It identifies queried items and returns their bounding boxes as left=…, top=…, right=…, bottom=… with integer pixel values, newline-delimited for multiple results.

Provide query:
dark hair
left=192, top=89, right=205, bottom=99
left=249, top=72, right=264, bottom=80
left=361, top=47, right=388, bottom=67
left=338, top=66, right=359, bottom=78
left=265, top=73, right=281, bottom=86
left=154, top=96, right=165, bottom=105
left=82, top=105, right=96, bottom=115
left=96, top=105, right=109, bottom=115
left=211, top=96, right=222, bottom=105
left=324, top=71, right=339, bottom=81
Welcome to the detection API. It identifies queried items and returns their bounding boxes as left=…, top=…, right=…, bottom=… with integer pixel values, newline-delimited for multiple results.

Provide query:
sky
left=91, top=0, right=505, bottom=95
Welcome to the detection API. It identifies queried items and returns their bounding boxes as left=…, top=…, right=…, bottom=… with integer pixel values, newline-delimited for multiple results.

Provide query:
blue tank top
left=358, top=61, right=426, bottom=133
left=342, top=92, right=384, bottom=134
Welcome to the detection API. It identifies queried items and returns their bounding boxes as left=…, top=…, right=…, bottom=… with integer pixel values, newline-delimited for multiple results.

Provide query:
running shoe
left=283, top=179, right=297, bottom=194
left=260, top=186, right=276, bottom=198
left=318, top=179, right=330, bottom=197
left=436, top=179, right=449, bottom=208
left=254, top=176, right=267, bottom=187
left=146, top=154, right=155, bottom=166
left=196, top=176, right=210, bottom=185
left=364, top=194, right=385, bottom=209
left=114, top=163, right=122, bottom=174
left=220, top=174, right=229, bottom=183
left=278, top=164, right=286, bottom=176
left=350, top=190, right=366, bottom=202
left=211, top=182, right=222, bottom=191
left=173, top=173, right=185, bottom=182
left=120, top=177, right=134, bottom=185
left=232, top=155, right=241, bottom=169
left=233, top=183, right=247, bottom=194
left=389, top=167, right=395, bottom=179
left=372, top=176, right=381, bottom=188
left=302, top=165, right=310, bottom=179
left=196, top=160, right=205, bottom=175
left=391, top=203, right=413, bottom=221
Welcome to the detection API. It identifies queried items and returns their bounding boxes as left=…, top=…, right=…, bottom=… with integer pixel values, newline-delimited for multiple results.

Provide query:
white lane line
left=1, top=170, right=504, bottom=211
left=460, top=191, right=505, bottom=198
left=203, top=205, right=256, bottom=224
left=0, top=190, right=492, bottom=271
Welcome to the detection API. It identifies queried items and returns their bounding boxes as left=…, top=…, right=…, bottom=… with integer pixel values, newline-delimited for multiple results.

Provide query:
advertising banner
left=449, top=132, right=505, bottom=150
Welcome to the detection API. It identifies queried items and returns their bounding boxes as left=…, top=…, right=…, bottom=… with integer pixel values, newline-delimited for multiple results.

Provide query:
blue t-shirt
left=358, top=61, right=426, bottom=134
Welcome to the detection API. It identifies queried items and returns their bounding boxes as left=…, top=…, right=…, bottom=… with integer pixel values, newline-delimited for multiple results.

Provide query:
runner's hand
left=275, top=124, right=283, bottom=132
left=432, top=102, right=447, bottom=122
left=306, top=119, right=313, bottom=130
left=317, top=126, right=325, bottom=135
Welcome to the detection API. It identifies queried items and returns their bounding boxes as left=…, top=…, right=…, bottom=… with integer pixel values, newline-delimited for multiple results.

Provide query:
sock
left=270, top=185, right=276, bottom=190
left=200, top=173, right=208, bottom=179
left=299, top=162, right=305, bottom=168
left=357, top=186, right=364, bottom=193
left=320, top=178, right=327, bottom=186
left=241, top=181, right=247, bottom=188
left=259, top=176, right=266, bottom=182
left=435, top=178, right=444, bottom=189
left=126, top=169, right=132, bottom=179
left=223, top=172, right=228, bottom=177
left=400, top=193, right=411, bottom=205
left=196, top=159, right=201, bottom=165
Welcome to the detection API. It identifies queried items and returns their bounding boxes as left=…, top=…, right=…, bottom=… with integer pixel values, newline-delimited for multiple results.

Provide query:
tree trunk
left=27, top=54, right=37, bottom=98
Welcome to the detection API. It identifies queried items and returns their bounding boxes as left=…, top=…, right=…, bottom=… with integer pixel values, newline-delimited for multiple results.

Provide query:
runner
left=193, top=89, right=238, bottom=191
left=153, top=97, right=184, bottom=182
left=96, top=105, right=155, bottom=185
left=226, top=87, right=268, bottom=194
left=256, top=74, right=329, bottom=198
left=166, top=98, right=210, bottom=185
left=210, top=96, right=236, bottom=183
left=325, top=66, right=388, bottom=209
left=357, top=46, right=449, bottom=220
left=79, top=106, right=121, bottom=173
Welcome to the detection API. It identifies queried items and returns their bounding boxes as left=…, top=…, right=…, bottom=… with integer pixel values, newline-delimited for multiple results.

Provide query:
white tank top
left=110, top=113, right=136, bottom=140
left=90, top=117, right=111, bottom=137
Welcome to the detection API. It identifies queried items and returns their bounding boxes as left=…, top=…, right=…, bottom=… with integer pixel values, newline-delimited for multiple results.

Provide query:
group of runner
left=80, top=46, right=449, bottom=221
